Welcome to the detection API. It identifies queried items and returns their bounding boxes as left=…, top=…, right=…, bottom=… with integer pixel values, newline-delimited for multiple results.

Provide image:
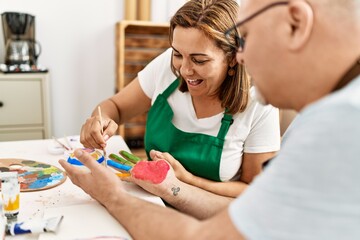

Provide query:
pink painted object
left=132, top=160, right=170, bottom=184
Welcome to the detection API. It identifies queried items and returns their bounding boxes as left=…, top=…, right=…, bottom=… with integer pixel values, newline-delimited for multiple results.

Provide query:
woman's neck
left=191, top=96, right=224, bottom=119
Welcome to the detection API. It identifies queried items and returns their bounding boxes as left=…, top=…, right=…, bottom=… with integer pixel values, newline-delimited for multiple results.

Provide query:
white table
left=0, top=135, right=164, bottom=240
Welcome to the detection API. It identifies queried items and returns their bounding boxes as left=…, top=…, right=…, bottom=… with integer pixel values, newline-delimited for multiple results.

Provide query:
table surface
left=0, top=135, right=164, bottom=240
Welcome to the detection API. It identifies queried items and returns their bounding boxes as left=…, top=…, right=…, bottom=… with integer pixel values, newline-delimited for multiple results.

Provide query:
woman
left=80, top=0, right=280, bottom=219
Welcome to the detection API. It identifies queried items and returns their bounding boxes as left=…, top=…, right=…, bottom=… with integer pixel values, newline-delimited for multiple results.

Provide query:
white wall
left=151, top=0, right=188, bottom=23
left=1, top=0, right=123, bottom=137
left=0, top=0, right=186, bottom=138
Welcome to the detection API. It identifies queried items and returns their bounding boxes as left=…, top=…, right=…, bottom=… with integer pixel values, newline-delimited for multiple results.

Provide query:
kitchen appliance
left=1, top=12, right=47, bottom=73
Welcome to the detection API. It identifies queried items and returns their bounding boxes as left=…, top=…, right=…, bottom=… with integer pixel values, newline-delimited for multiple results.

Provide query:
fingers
left=80, top=116, right=104, bottom=149
left=150, top=150, right=176, bottom=165
left=119, top=174, right=133, bottom=183
left=59, top=158, right=89, bottom=186
left=119, top=150, right=142, bottom=163
left=59, top=159, right=76, bottom=176
left=80, top=117, right=118, bottom=149
left=149, top=149, right=164, bottom=160
left=59, top=149, right=127, bottom=205
left=60, top=148, right=108, bottom=181
left=60, top=148, right=103, bottom=174
left=73, top=149, right=104, bottom=174
left=104, top=120, right=118, bottom=141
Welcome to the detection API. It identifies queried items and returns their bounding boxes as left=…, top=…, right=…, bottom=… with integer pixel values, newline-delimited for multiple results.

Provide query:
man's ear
left=287, top=0, right=314, bottom=50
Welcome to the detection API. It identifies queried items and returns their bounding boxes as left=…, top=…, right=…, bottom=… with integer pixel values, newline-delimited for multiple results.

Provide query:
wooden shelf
left=115, top=20, right=170, bottom=147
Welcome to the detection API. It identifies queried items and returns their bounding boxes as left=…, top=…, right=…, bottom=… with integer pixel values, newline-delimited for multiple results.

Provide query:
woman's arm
left=152, top=151, right=276, bottom=198
left=130, top=159, right=234, bottom=220
left=130, top=151, right=275, bottom=219
left=105, top=77, right=151, bottom=124
left=239, top=152, right=276, bottom=183
left=80, top=77, right=151, bottom=149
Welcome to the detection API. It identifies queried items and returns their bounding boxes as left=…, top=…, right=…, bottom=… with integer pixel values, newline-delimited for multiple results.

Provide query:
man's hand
left=59, top=149, right=126, bottom=207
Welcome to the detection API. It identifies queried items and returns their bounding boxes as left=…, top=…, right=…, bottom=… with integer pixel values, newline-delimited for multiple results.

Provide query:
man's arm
left=132, top=175, right=234, bottom=219
left=176, top=152, right=276, bottom=197
left=59, top=149, right=245, bottom=240
left=108, top=194, right=244, bottom=240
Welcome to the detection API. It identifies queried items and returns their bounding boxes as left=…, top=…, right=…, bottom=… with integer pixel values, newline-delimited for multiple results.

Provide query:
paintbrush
left=52, top=136, right=70, bottom=151
left=97, top=106, right=107, bottom=168
left=63, top=135, right=73, bottom=150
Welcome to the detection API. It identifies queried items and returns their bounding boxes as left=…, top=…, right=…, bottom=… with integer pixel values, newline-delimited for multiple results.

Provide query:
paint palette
left=0, top=158, right=67, bottom=192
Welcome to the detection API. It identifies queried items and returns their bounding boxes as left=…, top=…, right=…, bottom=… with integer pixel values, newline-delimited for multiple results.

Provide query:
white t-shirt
left=138, top=48, right=281, bottom=181
left=229, top=76, right=360, bottom=239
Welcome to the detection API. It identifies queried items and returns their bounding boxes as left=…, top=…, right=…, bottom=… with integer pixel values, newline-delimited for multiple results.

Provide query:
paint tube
left=6, top=215, right=63, bottom=236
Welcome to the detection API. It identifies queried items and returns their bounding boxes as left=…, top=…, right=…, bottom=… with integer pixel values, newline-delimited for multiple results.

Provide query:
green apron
left=145, top=78, right=233, bottom=182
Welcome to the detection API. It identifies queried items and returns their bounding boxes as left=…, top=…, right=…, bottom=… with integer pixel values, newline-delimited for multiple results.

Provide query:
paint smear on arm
left=131, top=160, right=170, bottom=184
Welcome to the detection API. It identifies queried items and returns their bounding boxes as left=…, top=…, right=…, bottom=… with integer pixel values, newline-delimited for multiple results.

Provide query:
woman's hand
left=80, top=78, right=152, bottom=150
left=149, top=150, right=194, bottom=184
left=129, top=159, right=182, bottom=198
left=80, top=115, right=118, bottom=149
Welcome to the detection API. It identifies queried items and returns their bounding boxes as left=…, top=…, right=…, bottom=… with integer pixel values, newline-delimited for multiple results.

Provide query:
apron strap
left=217, top=113, right=233, bottom=139
left=161, top=78, right=180, bottom=98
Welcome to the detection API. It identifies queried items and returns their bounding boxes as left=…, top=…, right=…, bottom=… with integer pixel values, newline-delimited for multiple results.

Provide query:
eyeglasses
left=225, top=1, right=289, bottom=51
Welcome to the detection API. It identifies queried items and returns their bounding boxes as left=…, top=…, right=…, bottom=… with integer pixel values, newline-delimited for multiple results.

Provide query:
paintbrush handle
left=52, top=137, right=70, bottom=151
left=102, top=148, right=108, bottom=168
left=97, top=106, right=104, bottom=134
left=63, top=135, right=73, bottom=150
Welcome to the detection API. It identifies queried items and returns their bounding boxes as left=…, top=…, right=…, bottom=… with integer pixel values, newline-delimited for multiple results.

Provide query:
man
left=60, top=0, right=360, bottom=239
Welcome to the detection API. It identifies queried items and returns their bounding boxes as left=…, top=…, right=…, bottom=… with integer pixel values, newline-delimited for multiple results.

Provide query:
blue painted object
left=107, top=160, right=132, bottom=172
left=67, top=148, right=104, bottom=166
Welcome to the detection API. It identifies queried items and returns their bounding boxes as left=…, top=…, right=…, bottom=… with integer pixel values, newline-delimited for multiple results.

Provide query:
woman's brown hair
left=169, top=0, right=250, bottom=114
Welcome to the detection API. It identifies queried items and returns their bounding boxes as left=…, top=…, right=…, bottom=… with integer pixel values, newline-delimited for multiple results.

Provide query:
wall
left=151, top=0, right=187, bottom=23
left=1, top=0, right=123, bottom=138
left=0, top=0, right=187, bottom=138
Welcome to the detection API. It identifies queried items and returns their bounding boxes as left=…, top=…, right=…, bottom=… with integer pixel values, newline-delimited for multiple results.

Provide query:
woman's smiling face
left=172, top=27, right=229, bottom=99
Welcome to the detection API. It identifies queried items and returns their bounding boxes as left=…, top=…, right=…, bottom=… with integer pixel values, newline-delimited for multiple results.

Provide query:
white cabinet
left=0, top=73, right=52, bottom=141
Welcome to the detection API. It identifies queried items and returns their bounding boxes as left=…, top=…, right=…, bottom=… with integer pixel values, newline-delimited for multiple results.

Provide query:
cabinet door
left=0, top=129, right=43, bottom=141
left=0, top=79, right=43, bottom=126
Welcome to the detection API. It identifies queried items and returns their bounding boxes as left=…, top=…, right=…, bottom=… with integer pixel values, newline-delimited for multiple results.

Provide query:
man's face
left=235, top=0, right=295, bottom=108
